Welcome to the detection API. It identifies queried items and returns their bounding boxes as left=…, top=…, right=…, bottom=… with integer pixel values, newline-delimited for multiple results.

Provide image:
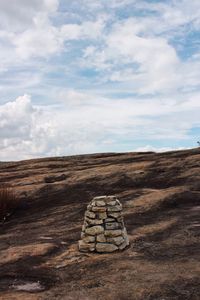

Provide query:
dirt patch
left=0, top=243, right=57, bottom=265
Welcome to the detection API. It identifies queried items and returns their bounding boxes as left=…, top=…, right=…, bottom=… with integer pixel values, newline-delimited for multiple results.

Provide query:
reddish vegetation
left=0, top=185, right=20, bottom=222
left=0, top=148, right=200, bottom=299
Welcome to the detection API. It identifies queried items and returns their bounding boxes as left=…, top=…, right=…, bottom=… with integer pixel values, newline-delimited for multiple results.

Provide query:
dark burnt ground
left=0, top=148, right=200, bottom=299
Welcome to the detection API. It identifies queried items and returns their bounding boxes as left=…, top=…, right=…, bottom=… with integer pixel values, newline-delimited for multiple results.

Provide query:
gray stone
left=95, top=200, right=106, bottom=207
left=82, top=224, right=86, bottom=232
left=107, top=212, right=121, bottom=218
left=81, top=232, right=86, bottom=239
left=98, top=212, right=107, bottom=219
left=96, top=243, right=118, bottom=253
left=86, top=218, right=103, bottom=225
left=121, top=228, right=129, bottom=245
left=117, top=216, right=123, bottom=222
left=85, top=211, right=96, bottom=219
left=119, top=241, right=128, bottom=250
left=116, top=199, right=121, bottom=205
left=124, top=234, right=129, bottom=246
left=105, top=222, right=121, bottom=230
left=105, top=196, right=117, bottom=201
left=93, top=196, right=107, bottom=200
left=107, top=200, right=117, bottom=206
left=107, top=205, right=122, bottom=212
left=87, top=204, right=92, bottom=211
left=106, top=236, right=124, bottom=246
left=104, top=230, right=122, bottom=237
left=122, top=228, right=128, bottom=238
left=125, top=236, right=129, bottom=246
left=85, top=225, right=104, bottom=235
left=78, top=240, right=95, bottom=252
left=91, top=206, right=107, bottom=212
left=105, top=217, right=115, bottom=222
left=96, top=234, right=106, bottom=242
left=82, top=236, right=95, bottom=243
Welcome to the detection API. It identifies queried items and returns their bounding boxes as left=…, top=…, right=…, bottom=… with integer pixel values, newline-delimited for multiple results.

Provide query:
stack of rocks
left=78, top=196, right=129, bottom=253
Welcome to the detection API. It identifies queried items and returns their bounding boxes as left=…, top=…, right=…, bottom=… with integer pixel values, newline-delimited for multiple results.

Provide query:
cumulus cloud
left=0, top=95, right=35, bottom=139
left=0, top=91, right=199, bottom=160
left=81, top=16, right=200, bottom=95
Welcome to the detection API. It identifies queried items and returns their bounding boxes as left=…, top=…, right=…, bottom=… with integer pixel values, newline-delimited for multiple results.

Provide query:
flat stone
left=122, top=228, right=128, bottom=238
left=104, top=230, right=122, bottom=237
left=95, top=200, right=106, bottom=207
left=98, top=212, right=107, bottom=219
left=87, top=204, right=92, bottom=210
left=107, top=200, right=117, bottom=206
left=14, top=282, right=44, bottom=292
left=81, top=232, right=86, bottom=239
left=105, top=217, right=115, bottom=222
left=121, top=228, right=129, bottom=245
left=93, top=196, right=107, bottom=200
left=91, top=206, right=107, bottom=212
left=116, top=199, right=121, bottom=205
left=85, top=211, right=96, bottom=219
left=96, top=243, right=118, bottom=253
left=78, top=240, right=95, bottom=252
left=117, top=216, right=123, bottom=222
left=107, top=205, right=122, bottom=212
left=82, top=224, right=86, bottom=232
left=96, top=234, right=106, bottom=242
left=86, top=218, right=103, bottom=225
left=120, top=220, right=125, bottom=227
left=105, top=222, right=121, bottom=230
left=85, top=225, right=104, bottom=235
left=125, top=236, right=129, bottom=246
left=107, top=212, right=121, bottom=218
left=105, top=196, right=117, bottom=200
left=118, top=241, right=128, bottom=250
left=82, top=236, right=95, bottom=243
left=124, top=235, right=129, bottom=246
left=106, top=236, right=124, bottom=246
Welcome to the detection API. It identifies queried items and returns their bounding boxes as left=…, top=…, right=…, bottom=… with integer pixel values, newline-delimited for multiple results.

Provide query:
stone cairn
left=78, top=195, right=129, bottom=253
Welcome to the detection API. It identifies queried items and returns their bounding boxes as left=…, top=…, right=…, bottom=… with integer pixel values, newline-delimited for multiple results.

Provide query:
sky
left=0, top=0, right=200, bottom=161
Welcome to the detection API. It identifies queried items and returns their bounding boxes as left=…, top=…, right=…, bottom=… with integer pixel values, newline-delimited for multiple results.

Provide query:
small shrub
left=0, top=185, right=20, bottom=222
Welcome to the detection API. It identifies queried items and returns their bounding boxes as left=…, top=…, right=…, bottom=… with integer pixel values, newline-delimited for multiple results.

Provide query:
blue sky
left=0, top=0, right=200, bottom=160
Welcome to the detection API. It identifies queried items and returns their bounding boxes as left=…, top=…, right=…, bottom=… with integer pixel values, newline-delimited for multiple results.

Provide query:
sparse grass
left=0, top=185, right=20, bottom=222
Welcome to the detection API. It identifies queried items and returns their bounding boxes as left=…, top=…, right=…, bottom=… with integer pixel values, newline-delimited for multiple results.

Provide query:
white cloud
left=0, top=2, right=106, bottom=64
left=0, top=95, right=35, bottom=139
left=13, top=15, right=61, bottom=59
left=0, top=91, right=200, bottom=160
left=133, top=145, right=190, bottom=153
left=0, top=0, right=60, bottom=72
left=81, top=17, right=182, bottom=94
left=61, top=15, right=106, bottom=40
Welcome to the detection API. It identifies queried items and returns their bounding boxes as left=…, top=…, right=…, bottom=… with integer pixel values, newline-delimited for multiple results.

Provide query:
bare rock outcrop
left=78, top=195, right=129, bottom=253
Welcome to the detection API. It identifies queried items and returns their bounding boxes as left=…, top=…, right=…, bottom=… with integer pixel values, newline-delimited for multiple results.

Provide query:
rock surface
left=0, top=149, right=200, bottom=299
left=78, top=196, right=129, bottom=253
